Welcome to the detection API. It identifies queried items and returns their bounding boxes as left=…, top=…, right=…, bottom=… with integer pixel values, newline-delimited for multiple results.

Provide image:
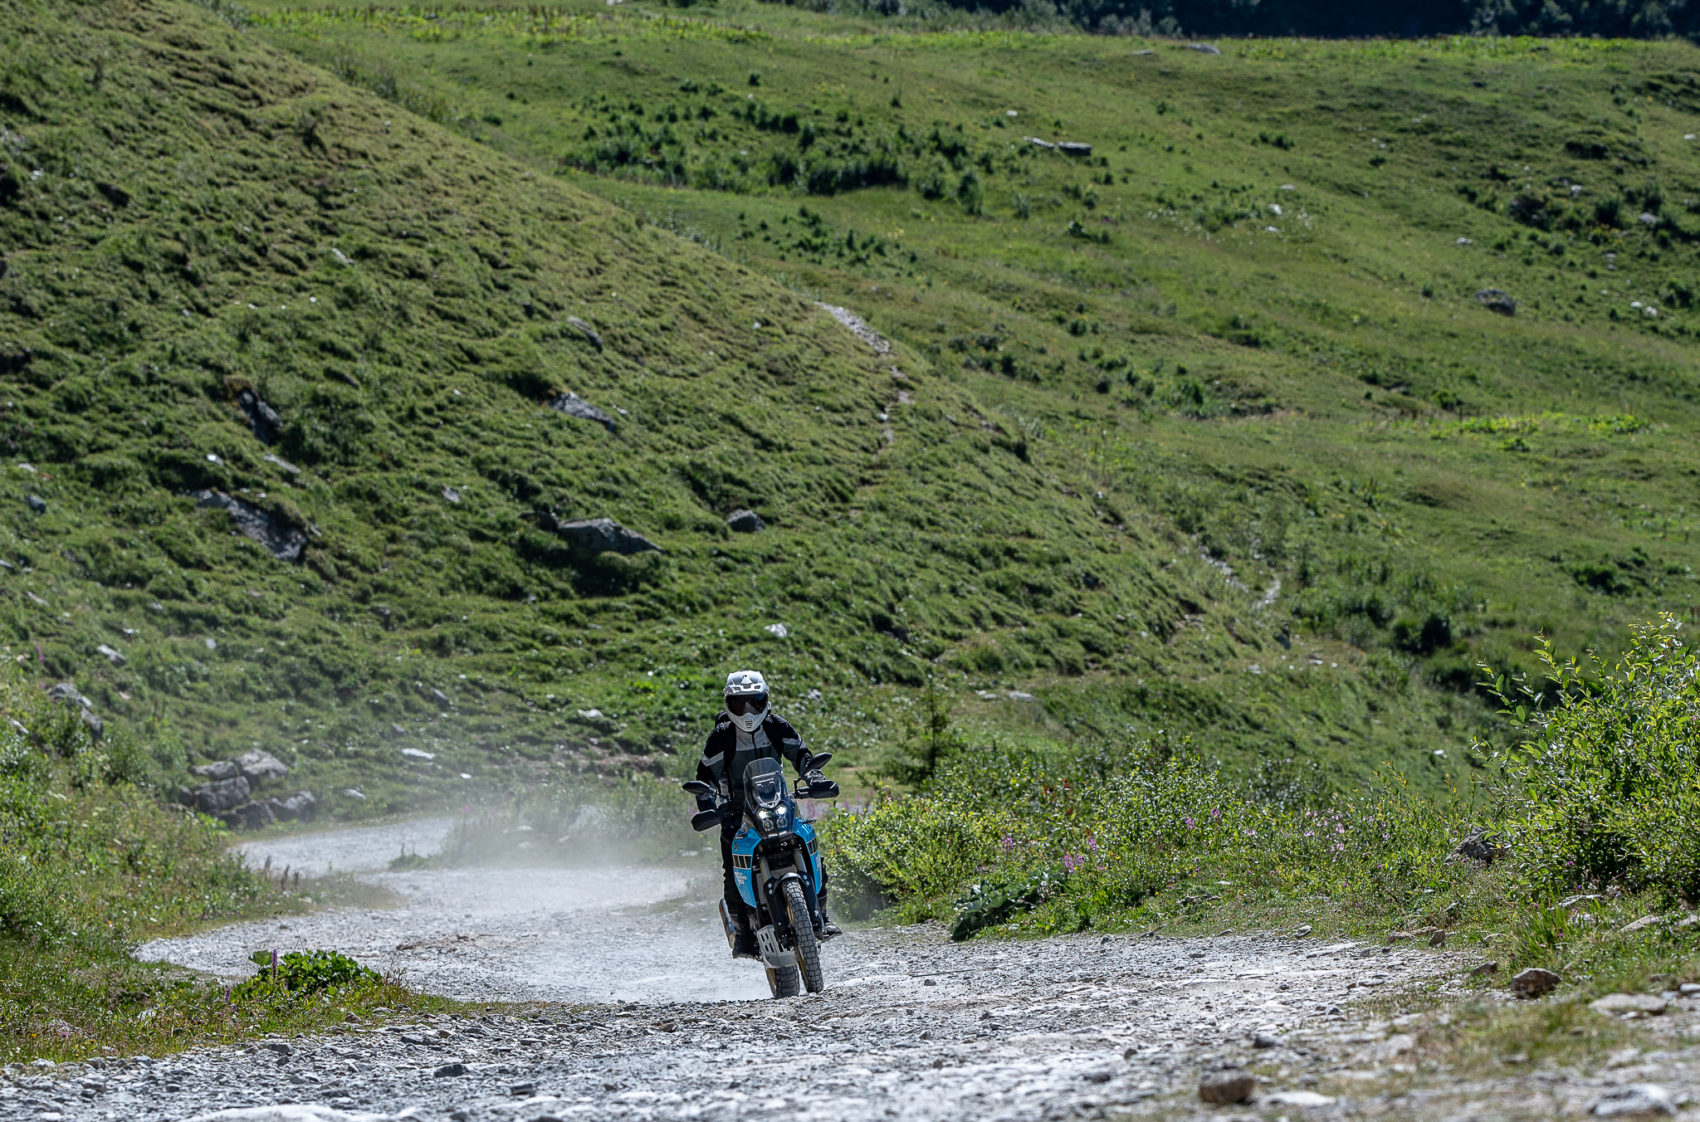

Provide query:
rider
left=695, top=669, right=840, bottom=957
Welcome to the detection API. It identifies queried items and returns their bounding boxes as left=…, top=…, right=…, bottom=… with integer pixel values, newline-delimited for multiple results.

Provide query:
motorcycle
left=682, top=753, right=835, bottom=999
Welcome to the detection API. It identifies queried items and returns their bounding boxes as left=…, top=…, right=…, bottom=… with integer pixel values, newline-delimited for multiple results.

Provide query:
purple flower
left=1183, top=816, right=1196, bottom=829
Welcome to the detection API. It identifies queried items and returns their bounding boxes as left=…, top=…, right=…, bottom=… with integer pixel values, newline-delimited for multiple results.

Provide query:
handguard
left=690, top=807, right=723, bottom=832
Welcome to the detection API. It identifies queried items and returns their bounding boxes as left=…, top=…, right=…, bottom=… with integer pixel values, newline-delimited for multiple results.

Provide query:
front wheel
left=783, top=878, right=825, bottom=994
left=766, top=962, right=800, bottom=998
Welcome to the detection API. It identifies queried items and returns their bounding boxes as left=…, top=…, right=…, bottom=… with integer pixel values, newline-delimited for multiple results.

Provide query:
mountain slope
left=1, top=0, right=1282, bottom=813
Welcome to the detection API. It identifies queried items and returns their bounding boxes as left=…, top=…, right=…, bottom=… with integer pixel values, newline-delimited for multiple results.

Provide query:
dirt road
left=5, top=821, right=1699, bottom=1122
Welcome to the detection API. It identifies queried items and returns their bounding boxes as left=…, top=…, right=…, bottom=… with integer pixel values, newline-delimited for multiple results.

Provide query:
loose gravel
left=5, top=822, right=1699, bottom=1122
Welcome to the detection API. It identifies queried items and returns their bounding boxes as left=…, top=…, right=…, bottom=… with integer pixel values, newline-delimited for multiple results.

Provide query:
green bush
left=1488, top=613, right=1700, bottom=903
left=235, top=949, right=381, bottom=999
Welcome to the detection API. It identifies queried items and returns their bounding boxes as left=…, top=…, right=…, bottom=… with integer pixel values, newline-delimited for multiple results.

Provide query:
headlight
left=757, top=811, right=775, bottom=833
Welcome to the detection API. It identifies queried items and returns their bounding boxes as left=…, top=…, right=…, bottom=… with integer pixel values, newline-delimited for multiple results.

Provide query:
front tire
left=766, top=961, right=800, bottom=998
left=783, top=878, right=826, bottom=994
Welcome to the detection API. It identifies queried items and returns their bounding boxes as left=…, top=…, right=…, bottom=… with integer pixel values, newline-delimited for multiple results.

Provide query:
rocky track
left=4, top=823, right=1699, bottom=1122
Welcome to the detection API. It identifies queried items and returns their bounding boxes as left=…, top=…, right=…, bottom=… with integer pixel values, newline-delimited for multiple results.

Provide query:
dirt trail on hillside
left=6, top=822, right=1700, bottom=1122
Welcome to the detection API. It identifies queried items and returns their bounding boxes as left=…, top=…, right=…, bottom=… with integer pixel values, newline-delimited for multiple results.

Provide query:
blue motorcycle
left=683, top=754, right=834, bottom=998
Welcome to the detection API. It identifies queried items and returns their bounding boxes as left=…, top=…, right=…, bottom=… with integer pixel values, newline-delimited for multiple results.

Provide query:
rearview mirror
left=807, top=752, right=832, bottom=768
left=681, top=780, right=715, bottom=797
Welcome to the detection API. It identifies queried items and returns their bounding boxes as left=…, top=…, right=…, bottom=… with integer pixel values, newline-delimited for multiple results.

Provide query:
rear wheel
left=784, top=878, right=825, bottom=994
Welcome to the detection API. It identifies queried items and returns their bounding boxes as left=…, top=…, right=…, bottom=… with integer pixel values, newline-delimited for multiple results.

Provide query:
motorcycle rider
left=695, top=669, right=840, bottom=957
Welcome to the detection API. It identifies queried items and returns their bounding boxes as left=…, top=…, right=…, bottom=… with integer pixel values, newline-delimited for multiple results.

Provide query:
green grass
left=0, top=663, right=455, bottom=1063
left=3, top=1, right=1698, bottom=819
left=119, top=2, right=1700, bottom=800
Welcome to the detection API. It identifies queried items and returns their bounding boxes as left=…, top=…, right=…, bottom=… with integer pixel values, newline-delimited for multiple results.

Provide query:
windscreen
left=742, top=757, right=786, bottom=810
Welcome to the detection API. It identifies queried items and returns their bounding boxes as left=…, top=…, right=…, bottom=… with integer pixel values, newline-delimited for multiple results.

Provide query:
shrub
left=1487, top=613, right=1700, bottom=903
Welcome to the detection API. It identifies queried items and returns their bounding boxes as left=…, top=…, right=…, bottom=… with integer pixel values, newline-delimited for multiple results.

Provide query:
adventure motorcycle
left=682, top=753, right=834, bottom=998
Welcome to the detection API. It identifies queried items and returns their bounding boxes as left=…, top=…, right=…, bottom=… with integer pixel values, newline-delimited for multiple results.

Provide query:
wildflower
left=1335, top=823, right=1345, bottom=834
left=1303, top=829, right=1314, bottom=838
left=1183, top=816, right=1196, bottom=829
left=1210, top=807, right=1221, bottom=820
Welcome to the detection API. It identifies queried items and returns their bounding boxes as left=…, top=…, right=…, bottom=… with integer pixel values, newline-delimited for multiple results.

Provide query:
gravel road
left=5, top=821, right=1699, bottom=1122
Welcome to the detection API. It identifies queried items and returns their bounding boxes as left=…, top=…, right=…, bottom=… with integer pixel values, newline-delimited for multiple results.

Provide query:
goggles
left=726, top=693, right=768, bottom=717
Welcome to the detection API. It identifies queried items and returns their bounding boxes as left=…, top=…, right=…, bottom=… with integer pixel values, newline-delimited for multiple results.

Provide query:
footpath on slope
left=3, top=822, right=1699, bottom=1121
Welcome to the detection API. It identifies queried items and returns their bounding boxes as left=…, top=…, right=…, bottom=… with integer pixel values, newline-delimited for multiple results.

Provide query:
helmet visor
left=726, top=693, right=768, bottom=717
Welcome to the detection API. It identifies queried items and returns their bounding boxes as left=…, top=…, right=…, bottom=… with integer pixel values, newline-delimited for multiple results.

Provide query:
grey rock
left=442, top=486, right=461, bottom=504
left=264, top=1042, right=291, bottom=1056
left=236, top=749, right=289, bottom=785
left=219, top=800, right=275, bottom=830
left=1291, top=923, right=1313, bottom=938
left=1591, top=1084, right=1675, bottom=1117
left=431, top=688, right=452, bottom=707
left=1264, top=1090, right=1337, bottom=1106
left=727, top=509, right=767, bottom=533
left=1183, top=41, right=1222, bottom=54
left=1198, top=1066, right=1255, bottom=1104
left=565, top=315, right=604, bottom=350
left=271, top=790, right=318, bottom=822
left=25, top=493, right=45, bottom=514
left=1619, top=914, right=1664, bottom=934
left=546, top=391, right=617, bottom=433
left=1511, top=967, right=1561, bottom=998
left=1589, top=993, right=1667, bottom=1016
left=1679, top=982, right=1700, bottom=995
left=191, top=490, right=309, bottom=562
left=48, top=681, right=93, bottom=711
left=235, top=389, right=283, bottom=445
left=1252, top=1032, right=1282, bottom=1049
left=187, top=776, right=251, bottom=814
left=1057, top=141, right=1093, bottom=157
left=1451, top=826, right=1509, bottom=865
left=1637, top=212, right=1660, bottom=226
left=540, top=514, right=661, bottom=556
left=47, top=681, right=104, bottom=737
left=511, top=1081, right=538, bottom=1096
left=1559, top=894, right=1605, bottom=910
left=1474, top=288, right=1518, bottom=315
left=191, top=760, right=239, bottom=781
left=94, top=643, right=125, bottom=668
left=433, top=1062, right=468, bottom=1078
left=262, top=451, right=301, bottom=476
left=1470, top=960, right=1500, bottom=976
left=1131, top=47, right=1156, bottom=55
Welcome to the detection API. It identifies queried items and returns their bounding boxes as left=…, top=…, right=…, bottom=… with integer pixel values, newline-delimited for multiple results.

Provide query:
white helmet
left=723, top=669, right=770, bottom=733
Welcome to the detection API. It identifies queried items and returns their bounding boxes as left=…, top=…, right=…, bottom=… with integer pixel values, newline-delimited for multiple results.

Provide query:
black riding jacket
left=695, top=711, right=811, bottom=815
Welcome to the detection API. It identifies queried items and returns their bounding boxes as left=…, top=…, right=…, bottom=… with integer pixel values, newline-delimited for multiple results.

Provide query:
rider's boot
left=815, top=882, right=842, bottom=940
left=723, top=895, right=759, bottom=959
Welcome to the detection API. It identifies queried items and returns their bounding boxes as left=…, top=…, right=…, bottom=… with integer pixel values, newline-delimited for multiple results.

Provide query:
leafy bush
left=236, top=949, right=381, bottom=999
left=1487, top=613, right=1700, bottom=903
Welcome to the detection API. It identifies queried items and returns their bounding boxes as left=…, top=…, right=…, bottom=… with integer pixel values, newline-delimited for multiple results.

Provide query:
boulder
left=1184, top=41, right=1222, bottom=54
left=191, top=760, right=239, bottom=781
left=1619, top=914, right=1664, bottom=934
left=1590, top=993, right=1667, bottom=1016
left=235, top=389, right=283, bottom=445
left=188, top=776, right=251, bottom=813
left=565, top=315, right=604, bottom=351
left=47, top=681, right=103, bottom=738
left=95, top=643, right=126, bottom=667
left=727, top=509, right=767, bottom=533
left=1057, top=141, right=1093, bottom=157
left=191, top=490, right=309, bottom=562
left=219, top=800, right=275, bottom=830
left=1451, top=826, right=1510, bottom=865
left=25, top=493, right=45, bottom=514
left=546, top=391, right=616, bottom=433
left=1475, top=288, right=1518, bottom=315
left=236, top=749, right=289, bottom=785
left=540, top=514, right=662, bottom=556
left=1511, top=966, right=1561, bottom=998
left=270, top=790, right=318, bottom=822
left=1590, top=1084, right=1676, bottom=1118
left=1197, top=1066, right=1255, bottom=1104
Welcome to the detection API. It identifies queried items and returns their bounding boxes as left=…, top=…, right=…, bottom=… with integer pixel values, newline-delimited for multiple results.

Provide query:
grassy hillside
left=1, top=0, right=1695, bottom=815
